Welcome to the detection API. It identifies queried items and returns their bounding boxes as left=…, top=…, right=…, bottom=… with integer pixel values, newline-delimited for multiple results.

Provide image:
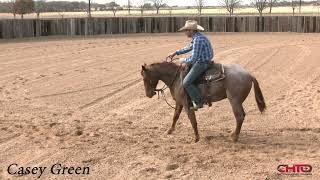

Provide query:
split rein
left=154, top=57, right=181, bottom=110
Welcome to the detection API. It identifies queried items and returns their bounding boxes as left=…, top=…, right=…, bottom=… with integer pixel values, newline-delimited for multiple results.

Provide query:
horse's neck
left=160, top=73, right=176, bottom=88
left=154, top=64, right=179, bottom=89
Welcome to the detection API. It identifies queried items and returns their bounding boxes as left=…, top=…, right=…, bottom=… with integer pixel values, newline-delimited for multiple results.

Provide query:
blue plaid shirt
left=176, top=32, right=214, bottom=64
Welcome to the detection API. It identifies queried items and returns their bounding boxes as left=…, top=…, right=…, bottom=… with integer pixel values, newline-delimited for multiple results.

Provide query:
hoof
left=231, top=133, right=239, bottom=142
left=194, top=136, right=200, bottom=143
left=167, top=128, right=174, bottom=135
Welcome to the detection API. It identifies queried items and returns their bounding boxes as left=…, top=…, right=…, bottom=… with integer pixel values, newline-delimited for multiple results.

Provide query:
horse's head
left=141, top=64, right=159, bottom=98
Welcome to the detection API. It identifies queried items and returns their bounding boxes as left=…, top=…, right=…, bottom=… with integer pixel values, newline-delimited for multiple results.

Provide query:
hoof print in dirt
left=75, top=129, right=83, bottom=136
left=165, top=164, right=179, bottom=171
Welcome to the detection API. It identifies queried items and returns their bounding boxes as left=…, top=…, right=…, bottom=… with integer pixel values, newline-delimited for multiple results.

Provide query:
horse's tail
left=252, top=76, right=266, bottom=113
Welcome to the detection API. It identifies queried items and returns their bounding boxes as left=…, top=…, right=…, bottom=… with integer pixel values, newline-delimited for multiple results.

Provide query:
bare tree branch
left=14, top=0, right=34, bottom=19
left=195, top=0, right=205, bottom=15
left=221, top=0, right=241, bottom=16
left=149, top=0, right=165, bottom=14
left=88, top=0, right=91, bottom=17
left=139, top=1, right=153, bottom=15
left=34, top=0, right=46, bottom=18
left=138, top=0, right=145, bottom=15
left=127, top=0, right=131, bottom=15
left=292, top=0, right=298, bottom=16
left=107, top=1, right=120, bottom=17
left=8, top=0, right=17, bottom=18
left=299, top=0, right=301, bottom=13
left=269, top=0, right=277, bottom=13
left=253, top=0, right=268, bottom=17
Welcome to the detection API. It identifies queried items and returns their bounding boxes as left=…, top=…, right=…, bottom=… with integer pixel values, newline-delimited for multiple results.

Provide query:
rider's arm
left=184, top=37, right=202, bottom=64
left=175, top=43, right=193, bottom=55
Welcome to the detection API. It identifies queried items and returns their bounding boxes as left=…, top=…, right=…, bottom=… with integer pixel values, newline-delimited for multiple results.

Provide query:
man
left=168, top=20, right=214, bottom=111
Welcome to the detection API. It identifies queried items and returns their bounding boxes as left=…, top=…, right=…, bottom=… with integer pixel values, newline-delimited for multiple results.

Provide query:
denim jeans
left=183, top=62, right=209, bottom=105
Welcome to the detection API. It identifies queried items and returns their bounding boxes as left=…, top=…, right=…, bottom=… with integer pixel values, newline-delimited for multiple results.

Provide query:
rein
left=154, top=57, right=181, bottom=110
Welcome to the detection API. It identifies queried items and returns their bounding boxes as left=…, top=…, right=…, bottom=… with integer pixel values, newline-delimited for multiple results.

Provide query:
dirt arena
left=0, top=33, right=319, bottom=179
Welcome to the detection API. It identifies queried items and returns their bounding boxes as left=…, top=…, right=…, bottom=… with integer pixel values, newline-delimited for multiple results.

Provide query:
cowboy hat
left=178, top=20, right=204, bottom=31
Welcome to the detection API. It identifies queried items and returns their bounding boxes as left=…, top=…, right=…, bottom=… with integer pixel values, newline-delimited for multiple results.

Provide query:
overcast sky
left=0, top=0, right=315, bottom=6
left=0, top=0, right=241, bottom=6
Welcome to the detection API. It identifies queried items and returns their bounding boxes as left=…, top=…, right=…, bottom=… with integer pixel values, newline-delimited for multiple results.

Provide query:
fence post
left=35, top=19, right=40, bottom=37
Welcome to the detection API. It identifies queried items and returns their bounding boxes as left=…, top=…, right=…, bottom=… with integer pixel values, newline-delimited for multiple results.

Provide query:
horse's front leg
left=185, top=108, right=200, bottom=143
left=167, top=103, right=183, bottom=134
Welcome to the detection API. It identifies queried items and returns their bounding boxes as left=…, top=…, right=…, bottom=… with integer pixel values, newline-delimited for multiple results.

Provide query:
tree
left=143, top=2, right=153, bottom=9
left=127, top=0, right=131, bottom=15
left=8, top=0, right=17, bottom=18
left=139, top=2, right=153, bottom=15
left=253, top=0, right=268, bottom=17
left=269, top=0, right=276, bottom=13
left=138, top=0, right=146, bottom=15
left=195, top=0, right=205, bottom=15
left=88, top=0, right=91, bottom=17
left=107, top=1, right=120, bottom=16
left=34, top=0, right=46, bottom=18
left=14, top=0, right=34, bottom=19
left=292, top=0, right=298, bottom=15
left=299, top=0, right=301, bottom=13
left=150, top=0, right=165, bottom=14
left=221, top=0, right=241, bottom=16
left=169, top=6, right=173, bottom=16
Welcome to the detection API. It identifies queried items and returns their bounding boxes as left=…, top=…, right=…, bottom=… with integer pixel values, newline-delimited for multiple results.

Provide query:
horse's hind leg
left=167, top=104, right=183, bottom=134
left=229, top=101, right=246, bottom=142
left=185, top=108, right=199, bottom=143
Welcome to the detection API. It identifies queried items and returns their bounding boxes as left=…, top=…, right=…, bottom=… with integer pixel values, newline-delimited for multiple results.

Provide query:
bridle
left=153, top=57, right=181, bottom=109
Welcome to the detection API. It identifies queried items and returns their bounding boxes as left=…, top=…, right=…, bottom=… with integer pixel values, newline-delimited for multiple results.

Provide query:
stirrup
left=190, top=101, right=203, bottom=111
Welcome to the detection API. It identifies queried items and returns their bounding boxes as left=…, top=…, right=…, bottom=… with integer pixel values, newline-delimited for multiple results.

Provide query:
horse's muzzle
left=147, top=91, right=156, bottom=98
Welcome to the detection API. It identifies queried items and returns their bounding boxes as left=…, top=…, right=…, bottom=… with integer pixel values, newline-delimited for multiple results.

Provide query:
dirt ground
left=0, top=33, right=319, bottom=179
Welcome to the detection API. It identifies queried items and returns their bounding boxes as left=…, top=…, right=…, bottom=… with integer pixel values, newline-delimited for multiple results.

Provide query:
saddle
left=182, top=62, right=226, bottom=108
left=196, top=62, right=226, bottom=84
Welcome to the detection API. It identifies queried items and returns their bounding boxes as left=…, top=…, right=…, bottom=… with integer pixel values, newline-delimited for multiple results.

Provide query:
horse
left=141, top=61, right=266, bottom=143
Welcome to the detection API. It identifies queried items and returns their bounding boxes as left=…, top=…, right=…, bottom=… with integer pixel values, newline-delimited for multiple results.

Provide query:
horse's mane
left=149, top=62, right=179, bottom=70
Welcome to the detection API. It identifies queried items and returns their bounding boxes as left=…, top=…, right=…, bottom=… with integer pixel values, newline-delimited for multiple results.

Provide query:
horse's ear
left=142, top=65, right=147, bottom=71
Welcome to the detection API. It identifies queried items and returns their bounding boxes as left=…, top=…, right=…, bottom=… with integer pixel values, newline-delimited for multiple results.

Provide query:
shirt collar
left=192, top=32, right=201, bottom=40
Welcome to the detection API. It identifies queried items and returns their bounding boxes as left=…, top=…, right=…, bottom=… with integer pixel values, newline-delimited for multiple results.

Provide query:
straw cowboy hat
left=178, top=20, right=204, bottom=31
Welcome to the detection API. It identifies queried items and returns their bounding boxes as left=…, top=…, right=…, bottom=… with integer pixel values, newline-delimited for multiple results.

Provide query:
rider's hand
left=181, top=62, right=188, bottom=68
left=167, top=52, right=177, bottom=60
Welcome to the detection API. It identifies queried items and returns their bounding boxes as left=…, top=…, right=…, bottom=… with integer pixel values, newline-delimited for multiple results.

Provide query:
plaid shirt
left=176, top=32, right=214, bottom=64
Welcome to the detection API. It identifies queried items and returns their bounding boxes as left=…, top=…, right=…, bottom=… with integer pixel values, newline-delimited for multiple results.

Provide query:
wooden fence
left=0, top=16, right=320, bottom=39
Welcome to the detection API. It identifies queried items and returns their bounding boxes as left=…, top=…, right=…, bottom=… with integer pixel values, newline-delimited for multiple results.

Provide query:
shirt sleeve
left=176, top=43, right=193, bottom=55
left=184, top=37, right=202, bottom=63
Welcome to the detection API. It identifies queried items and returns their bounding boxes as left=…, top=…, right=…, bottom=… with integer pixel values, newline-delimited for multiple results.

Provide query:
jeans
left=183, top=62, right=209, bottom=105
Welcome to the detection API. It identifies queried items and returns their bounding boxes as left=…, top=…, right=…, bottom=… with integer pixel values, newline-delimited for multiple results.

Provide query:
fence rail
left=0, top=16, right=319, bottom=39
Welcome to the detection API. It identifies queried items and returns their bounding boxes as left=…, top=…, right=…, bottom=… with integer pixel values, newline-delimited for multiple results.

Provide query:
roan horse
left=141, top=61, right=266, bottom=143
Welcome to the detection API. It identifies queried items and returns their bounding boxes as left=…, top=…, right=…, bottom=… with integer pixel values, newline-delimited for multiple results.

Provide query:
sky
left=0, top=0, right=316, bottom=6
left=0, top=0, right=234, bottom=6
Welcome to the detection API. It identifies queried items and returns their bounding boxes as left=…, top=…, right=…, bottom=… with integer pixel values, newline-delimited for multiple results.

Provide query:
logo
left=277, top=164, right=312, bottom=176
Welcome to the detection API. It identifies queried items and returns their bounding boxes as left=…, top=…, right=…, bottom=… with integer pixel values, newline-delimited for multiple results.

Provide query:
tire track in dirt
left=0, top=40, right=180, bottom=84
left=32, top=79, right=135, bottom=99
left=79, top=78, right=141, bottom=110
left=0, top=40, right=181, bottom=104
left=0, top=44, right=180, bottom=100
left=250, top=48, right=280, bottom=71
left=266, top=44, right=312, bottom=108
left=216, top=42, right=287, bottom=66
